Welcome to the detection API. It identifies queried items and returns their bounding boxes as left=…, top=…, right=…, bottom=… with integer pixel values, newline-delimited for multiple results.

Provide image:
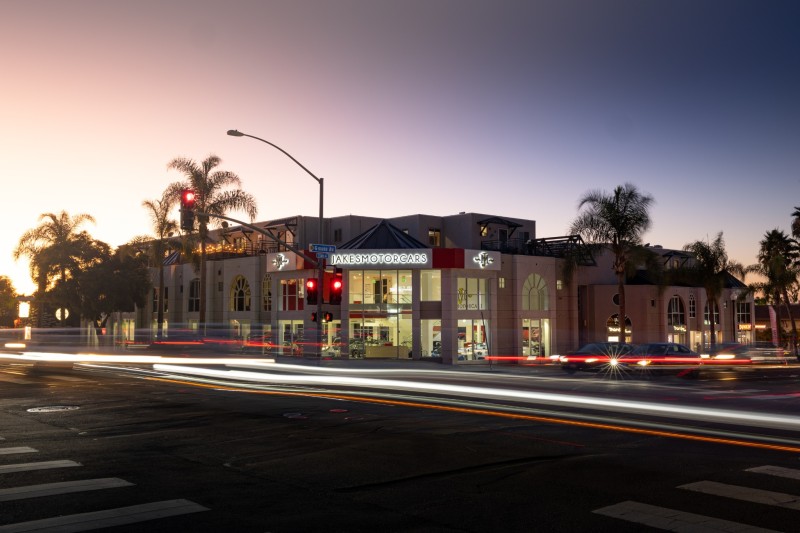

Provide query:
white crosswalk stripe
left=0, top=499, right=209, bottom=532
left=595, top=464, right=800, bottom=531
left=0, top=460, right=81, bottom=474
left=679, top=480, right=800, bottom=511
left=0, top=447, right=37, bottom=455
left=0, top=478, right=134, bottom=502
left=593, top=500, right=780, bottom=532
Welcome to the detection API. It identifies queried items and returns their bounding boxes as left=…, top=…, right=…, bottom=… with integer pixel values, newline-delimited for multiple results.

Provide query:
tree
left=682, top=232, right=744, bottom=351
left=73, top=247, right=151, bottom=341
left=138, top=191, right=179, bottom=340
left=569, top=183, right=654, bottom=343
left=166, top=155, right=257, bottom=329
left=0, top=276, right=17, bottom=328
left=13, top=211, right=97, bottom=326
left=746, top=229, right=799, bottom=358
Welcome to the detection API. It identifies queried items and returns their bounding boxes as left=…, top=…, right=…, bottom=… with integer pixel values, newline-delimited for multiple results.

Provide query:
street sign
left=310, top=244, right=336, bottom=253
left=315, top=252, right=329, bottom=259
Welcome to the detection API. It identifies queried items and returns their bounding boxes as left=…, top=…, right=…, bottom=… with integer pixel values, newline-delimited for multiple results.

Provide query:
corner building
left=140, top=212, right=754, bottom=363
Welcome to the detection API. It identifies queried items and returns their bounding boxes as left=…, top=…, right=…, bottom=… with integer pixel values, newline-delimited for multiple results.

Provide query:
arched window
left=188, top=278, right=200, bottom=313
left=688, top=294, right=696, bottom=318
left=230, top=275, right=251, bottom=312
left=667, top=295, right=685, bottom=326
left=262, top=274, right=272, bottom=312
left=522, top=274, right=548, bottom=311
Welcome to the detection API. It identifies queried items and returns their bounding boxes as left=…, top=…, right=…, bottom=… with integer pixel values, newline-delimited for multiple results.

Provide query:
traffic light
left=306, top=279, right=318, bottom=305
left=329, top=274, right=343, bottom=305
left=323, top=312, right=333, bottom=323
left=180, top=189, right=196, bottom=231
left=310, top=312, right=317, bottom=322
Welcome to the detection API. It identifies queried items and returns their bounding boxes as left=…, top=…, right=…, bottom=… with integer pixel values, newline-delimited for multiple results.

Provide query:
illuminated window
left=428, top=228, right=441, bottom=247
left=704, top=300, right=720, bottom=325
left=457, top=277, right=487, bottom=310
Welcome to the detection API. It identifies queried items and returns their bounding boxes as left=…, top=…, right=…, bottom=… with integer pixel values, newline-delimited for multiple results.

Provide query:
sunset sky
left=2, top=0, right=798, bottom=295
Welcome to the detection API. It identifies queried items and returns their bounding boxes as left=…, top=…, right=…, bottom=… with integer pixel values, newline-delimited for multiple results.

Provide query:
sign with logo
left=329, top=249, right=432, bottom=268
left=466, top=250, right=501, bottom=271
left=267, top=252, right=304, bottom=272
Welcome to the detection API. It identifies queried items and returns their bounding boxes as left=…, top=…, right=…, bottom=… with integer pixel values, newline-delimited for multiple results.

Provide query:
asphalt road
left=1, top=358, right=800, bottom=532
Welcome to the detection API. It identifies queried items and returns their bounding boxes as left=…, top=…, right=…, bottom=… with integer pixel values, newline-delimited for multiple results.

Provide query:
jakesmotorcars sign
left=329, top=249, right=432, bottom=268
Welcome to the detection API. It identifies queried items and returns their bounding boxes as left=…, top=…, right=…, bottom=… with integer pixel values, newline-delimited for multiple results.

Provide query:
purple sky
left=2, top=0, right=798, bottom=294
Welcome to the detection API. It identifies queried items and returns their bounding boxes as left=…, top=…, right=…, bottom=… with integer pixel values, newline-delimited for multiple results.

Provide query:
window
left=736, top=301, right=751, bottom=324
left=522, top=274, right=548, bottom=311
left=428, top=228, right=441, bottom=247
left=262, top=274, right=272, bottom=312
left=704, top=301, right=720, bottom=326
left=230, top=275, right=251, bottom=312
left=333, top=228, right=342, bottom=242
left=421, top=270, right=441, bottom=301
left=667, top=295, right=685, bottom=326
left=457, top=277, right=487, bottom=310
left=688, top=294, right=696, bottom=318
left=280, top=278, right=305, bottom=311
left=188, top=278, right=200, bottom=312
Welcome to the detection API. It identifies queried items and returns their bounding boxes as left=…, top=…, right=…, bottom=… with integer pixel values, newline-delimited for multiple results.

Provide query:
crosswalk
left=0, top=442, right=208, bottom=531
left=594, top=464, right=800, bottom=532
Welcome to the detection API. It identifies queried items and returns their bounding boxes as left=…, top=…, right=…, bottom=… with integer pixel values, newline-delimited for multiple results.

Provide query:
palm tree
left=139, top=191, right=179, bottom=340
left=682, top=232, right=744, bottom=351
left=747, top=229, right=799, bottom=358
left=13, top=211, right=96, bottom=327
left=569, top=183, right=654, bottom=343
left=791, top=207, right=800, bottom=240
left=166, top=155, right=257, bottom=329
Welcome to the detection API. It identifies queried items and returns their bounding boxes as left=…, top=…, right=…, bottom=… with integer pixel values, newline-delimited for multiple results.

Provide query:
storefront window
left=348, top=268, right=414, bottom=359
left=421, top=270, right=441, bottom=301
left=704, top=301, right=720, bottom=326
left=457, top=318, right=489, bottom=361
left=522, top=318, right=550, bottom=358
left=607, top=314, right=632, bottom=343
left=279, top=278, right=305, bottom=311
left=421, top=319, right=441, bottom=358
left=456, top=277, right=487, bottom=310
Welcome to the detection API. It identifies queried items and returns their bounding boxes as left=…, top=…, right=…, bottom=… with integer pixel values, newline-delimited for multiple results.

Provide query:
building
left=135, top=212, right=755, bottom=363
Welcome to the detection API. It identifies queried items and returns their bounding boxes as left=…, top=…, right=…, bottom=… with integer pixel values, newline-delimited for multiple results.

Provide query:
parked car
left=617, top=342, right=702, bottom=371
left=559, top=342, right=635, bottom=373
left=702, top=342, right=788, bottom=365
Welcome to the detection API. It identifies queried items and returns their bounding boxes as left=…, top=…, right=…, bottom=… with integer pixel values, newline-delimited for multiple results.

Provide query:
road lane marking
left=747, top=465, right=800, bottom=480
left=593, top=500, right=779, bottom=532
left=0, top=460, right=81, bottom=474
left=0, top=499, right=209, bottom=532
left=0, top=447, right=37, bottom=455
left=679, top=480, right=800, bottom=510
left=0, top=478, right=133, bottom=501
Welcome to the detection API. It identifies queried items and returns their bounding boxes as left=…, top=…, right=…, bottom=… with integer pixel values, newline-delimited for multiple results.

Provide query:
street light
left=227, top=129, right=325, bottom=359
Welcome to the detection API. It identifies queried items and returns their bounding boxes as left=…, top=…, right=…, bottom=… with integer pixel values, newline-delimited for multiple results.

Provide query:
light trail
left=152, top=363, right=800, bottom=432
left=0, top=352, right=275, bottom=365
left=146, top=375, right=800, bottom=454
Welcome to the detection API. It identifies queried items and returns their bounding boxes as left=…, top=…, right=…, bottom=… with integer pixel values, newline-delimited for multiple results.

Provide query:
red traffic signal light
left=329, top=274, right=343, bottom=305
left=180, top=189, right=196, bottom=231
left=306, top=279, right=318, bottom=305
left=323, top=312, right=333, bottom=322
left=181, top=189, right=196, bottom=207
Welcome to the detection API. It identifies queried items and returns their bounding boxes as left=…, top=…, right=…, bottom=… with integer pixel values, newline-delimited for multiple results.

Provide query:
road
left=1, top=354, right=799, bottom=532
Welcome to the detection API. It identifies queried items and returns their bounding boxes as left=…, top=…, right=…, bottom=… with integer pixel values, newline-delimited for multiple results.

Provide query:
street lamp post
left=227, top=130, right=325, bottom=359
